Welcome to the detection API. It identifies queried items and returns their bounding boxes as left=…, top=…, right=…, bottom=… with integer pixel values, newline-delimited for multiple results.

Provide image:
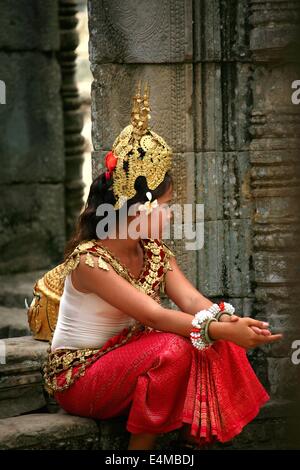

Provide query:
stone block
left=194, top=0, right=251, bottom=62
left=267, top=356, right=300, bottom=401
left=0, top=53, right=64, bottom=184
left=197, top=219, right=253, bottom=297
left=196, top=151, right=252, bottom=221
left=0, top=1, right=59, bottom=51
left=90, top=63, right=193, bottom=153
left=0, top=271, right=45, bottom=308
left=0, top=306, right=31, bottom=339
left=88, top=0, right=193, bottom=63
left=194, top=62, right=253, bottom=152
left=0, top=184, right=66, bottom=274
left=249, top=2, right=300, bottom=61
left=0, top=336, right=49, bottom=419
left=253, top=251, right=300, bottom=285
left=224, top=219, right=253, bottom=297
left=162, top=225, right=198, bottom=286
left=0, top=413, right=100, bottom=450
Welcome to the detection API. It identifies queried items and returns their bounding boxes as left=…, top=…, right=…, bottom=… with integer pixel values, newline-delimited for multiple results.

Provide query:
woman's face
left=136, top=184, right=174, bottom=240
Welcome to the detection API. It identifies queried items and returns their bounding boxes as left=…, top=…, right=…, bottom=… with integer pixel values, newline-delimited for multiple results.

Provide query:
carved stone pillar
left=249, top=0, right=300, bottom=447
left=88, top=0, right=300, bottom=448
left=58, top=0, right=85, bottom=239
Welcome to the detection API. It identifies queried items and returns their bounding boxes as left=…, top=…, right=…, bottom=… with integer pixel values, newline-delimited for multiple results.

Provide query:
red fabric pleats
left=53, top=329, right=270, bottom=447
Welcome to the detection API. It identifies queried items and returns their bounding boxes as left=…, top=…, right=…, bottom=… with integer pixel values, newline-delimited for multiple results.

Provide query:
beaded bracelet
left=189, top=301, right=235, bottom=351
left=190, top=310, right=217, bottom=350
left=208, top=301, right=235, bottom=321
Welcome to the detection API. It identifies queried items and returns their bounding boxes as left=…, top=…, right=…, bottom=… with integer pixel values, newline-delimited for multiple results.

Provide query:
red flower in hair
left=104, top=150, right=118, bottom=181
left=105, top=151, right=117, bottom=172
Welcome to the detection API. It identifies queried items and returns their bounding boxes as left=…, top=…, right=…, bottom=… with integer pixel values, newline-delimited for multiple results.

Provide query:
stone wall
left=88, top=0, right=300, bottom=448
left=0, top=0, right=84, bottom=274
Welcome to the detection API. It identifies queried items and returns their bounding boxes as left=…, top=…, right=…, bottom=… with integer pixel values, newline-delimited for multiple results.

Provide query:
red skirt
left=53, top=328, right=270, bottom=447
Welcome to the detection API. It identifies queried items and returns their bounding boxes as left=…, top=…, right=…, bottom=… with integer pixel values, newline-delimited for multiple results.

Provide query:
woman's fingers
left=250, top=326, right=262, bottom=334
left=261, top=329, right=272, bottom=336
left=247, top=318, right=270, bottom=329
left=258, top=333, right=283, bottom=344
left=230, top=315, right=239, bottom=322
left=250, top=326, right=271, bottom=335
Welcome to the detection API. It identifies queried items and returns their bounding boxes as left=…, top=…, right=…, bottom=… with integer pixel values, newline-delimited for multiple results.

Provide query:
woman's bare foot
left=128, top=432, right=159, bottom=450
left=178, top=424, right=198, bottom=445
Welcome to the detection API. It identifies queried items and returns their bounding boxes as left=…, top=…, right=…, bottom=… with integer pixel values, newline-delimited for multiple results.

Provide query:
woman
left=43, top=82, right=283, bottom=450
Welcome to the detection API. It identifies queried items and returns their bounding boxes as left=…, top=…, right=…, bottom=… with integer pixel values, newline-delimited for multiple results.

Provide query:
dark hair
left=63, top=170, right=173, bottom=259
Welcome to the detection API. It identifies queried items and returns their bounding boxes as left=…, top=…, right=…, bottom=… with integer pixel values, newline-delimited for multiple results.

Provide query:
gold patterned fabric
left=43, top=237, right=175, bottom=396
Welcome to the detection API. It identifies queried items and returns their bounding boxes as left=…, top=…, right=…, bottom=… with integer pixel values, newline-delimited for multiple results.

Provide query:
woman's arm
left=164, top=255, right=270, bottom=334
left=165, top=256, right=233, bottom=322
left=73, top=254, right=283, bottom=350
left=165, top=256, right=213, bottom=314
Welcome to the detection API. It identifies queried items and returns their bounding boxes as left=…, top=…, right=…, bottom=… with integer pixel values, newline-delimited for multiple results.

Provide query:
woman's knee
left=159, top=332, right=194, bottom=361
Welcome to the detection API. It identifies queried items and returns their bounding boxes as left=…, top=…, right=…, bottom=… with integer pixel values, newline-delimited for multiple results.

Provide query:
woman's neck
left=95, top=233, right=144, bottom=257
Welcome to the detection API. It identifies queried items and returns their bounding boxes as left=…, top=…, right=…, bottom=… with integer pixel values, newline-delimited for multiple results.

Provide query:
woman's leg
left=55, top=331, right=195, bottom=440
left=128, top=432, right=159, bottom=450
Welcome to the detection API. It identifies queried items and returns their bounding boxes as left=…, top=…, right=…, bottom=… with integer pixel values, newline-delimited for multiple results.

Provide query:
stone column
left=58, top=0, right=85, bottom=239
left=249, top=0, right=300, bottom=447
left=0, top=1, right=65, bottom=272
left=0, top=0, right=85, bottom=272
left=88, top=0, right=196, bottom=284
left=194, top=0, right=255, bottom=322
left=88, top=0, right=300, bottom=448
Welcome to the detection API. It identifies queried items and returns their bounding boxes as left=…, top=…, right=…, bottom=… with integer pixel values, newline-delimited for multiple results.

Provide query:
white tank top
left=50, top=272, right=136, bottom=352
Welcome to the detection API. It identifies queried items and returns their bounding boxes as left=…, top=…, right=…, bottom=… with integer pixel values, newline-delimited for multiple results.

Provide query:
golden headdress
left=104, top=80, right=173, bottom=210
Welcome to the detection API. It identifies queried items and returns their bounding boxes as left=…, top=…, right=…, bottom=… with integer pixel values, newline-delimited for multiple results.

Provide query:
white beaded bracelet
left=207, top=301, right=235, bottom=321
left=189, top=302, right=236, bottom=350
left=190, top=310, right=217, bottom=350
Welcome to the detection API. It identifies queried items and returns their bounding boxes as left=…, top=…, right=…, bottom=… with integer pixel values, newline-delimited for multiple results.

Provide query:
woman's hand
left=219, top=314, right=271, bottom=336
left=209, top=316, right=283, bottom=350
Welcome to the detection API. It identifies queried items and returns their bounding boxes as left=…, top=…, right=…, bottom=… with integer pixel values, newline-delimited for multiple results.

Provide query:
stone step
left=0, top=410, right=180, bottom=450
left=0, top=335, right=51, bottom=418
left=0, top=412, right=101, bottom=450
left=0, top=335, right=291, bottom=449
left=0, top=306, right=31, bottom=339
left=0, top=270, right=45, bottom=308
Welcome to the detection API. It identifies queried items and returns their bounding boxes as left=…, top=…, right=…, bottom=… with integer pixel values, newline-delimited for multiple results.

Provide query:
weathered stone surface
left=267, top=357, right=299, bottom=401
left=212, top=416, right=289, bottom=450
left=0, top=336, right=49, bottom=419
left=0, top=413, right=100, bottom=450
left=0, top=53, right=64, bottom=184
left=98, top=415, right=130, bottom=451
left=0, top=271, right=44, bottom=308
left=0, top=1, right=59, bottom=51
left=88, top=0, right=300, bottom=450
left=88, top=0, right=193, bottom=63
left=162, top=225, right=197, bottom=286
left=194, top=0, right=251, bottom=62
left=91, top=150, right=106, bottom=179
left=249, top=0, right=300, bottom=61
left=0, top=307, right=31, bottom=339
left=253, top=252, right=300, bottom=284
left=0, top=184, right=66, bottom=274
left=195, top=62, right=253, bottom=152
left=224, top=297, right=254, bottom=318
left=196, top=151, right=252, bottom=221
left=90, top=64, right=193, bottom=154
left=197, top=219, right=253, bottom=297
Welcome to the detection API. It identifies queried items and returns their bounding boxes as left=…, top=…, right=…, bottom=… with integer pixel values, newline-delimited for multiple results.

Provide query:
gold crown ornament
left=103, top=80, right=173, bottom=210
